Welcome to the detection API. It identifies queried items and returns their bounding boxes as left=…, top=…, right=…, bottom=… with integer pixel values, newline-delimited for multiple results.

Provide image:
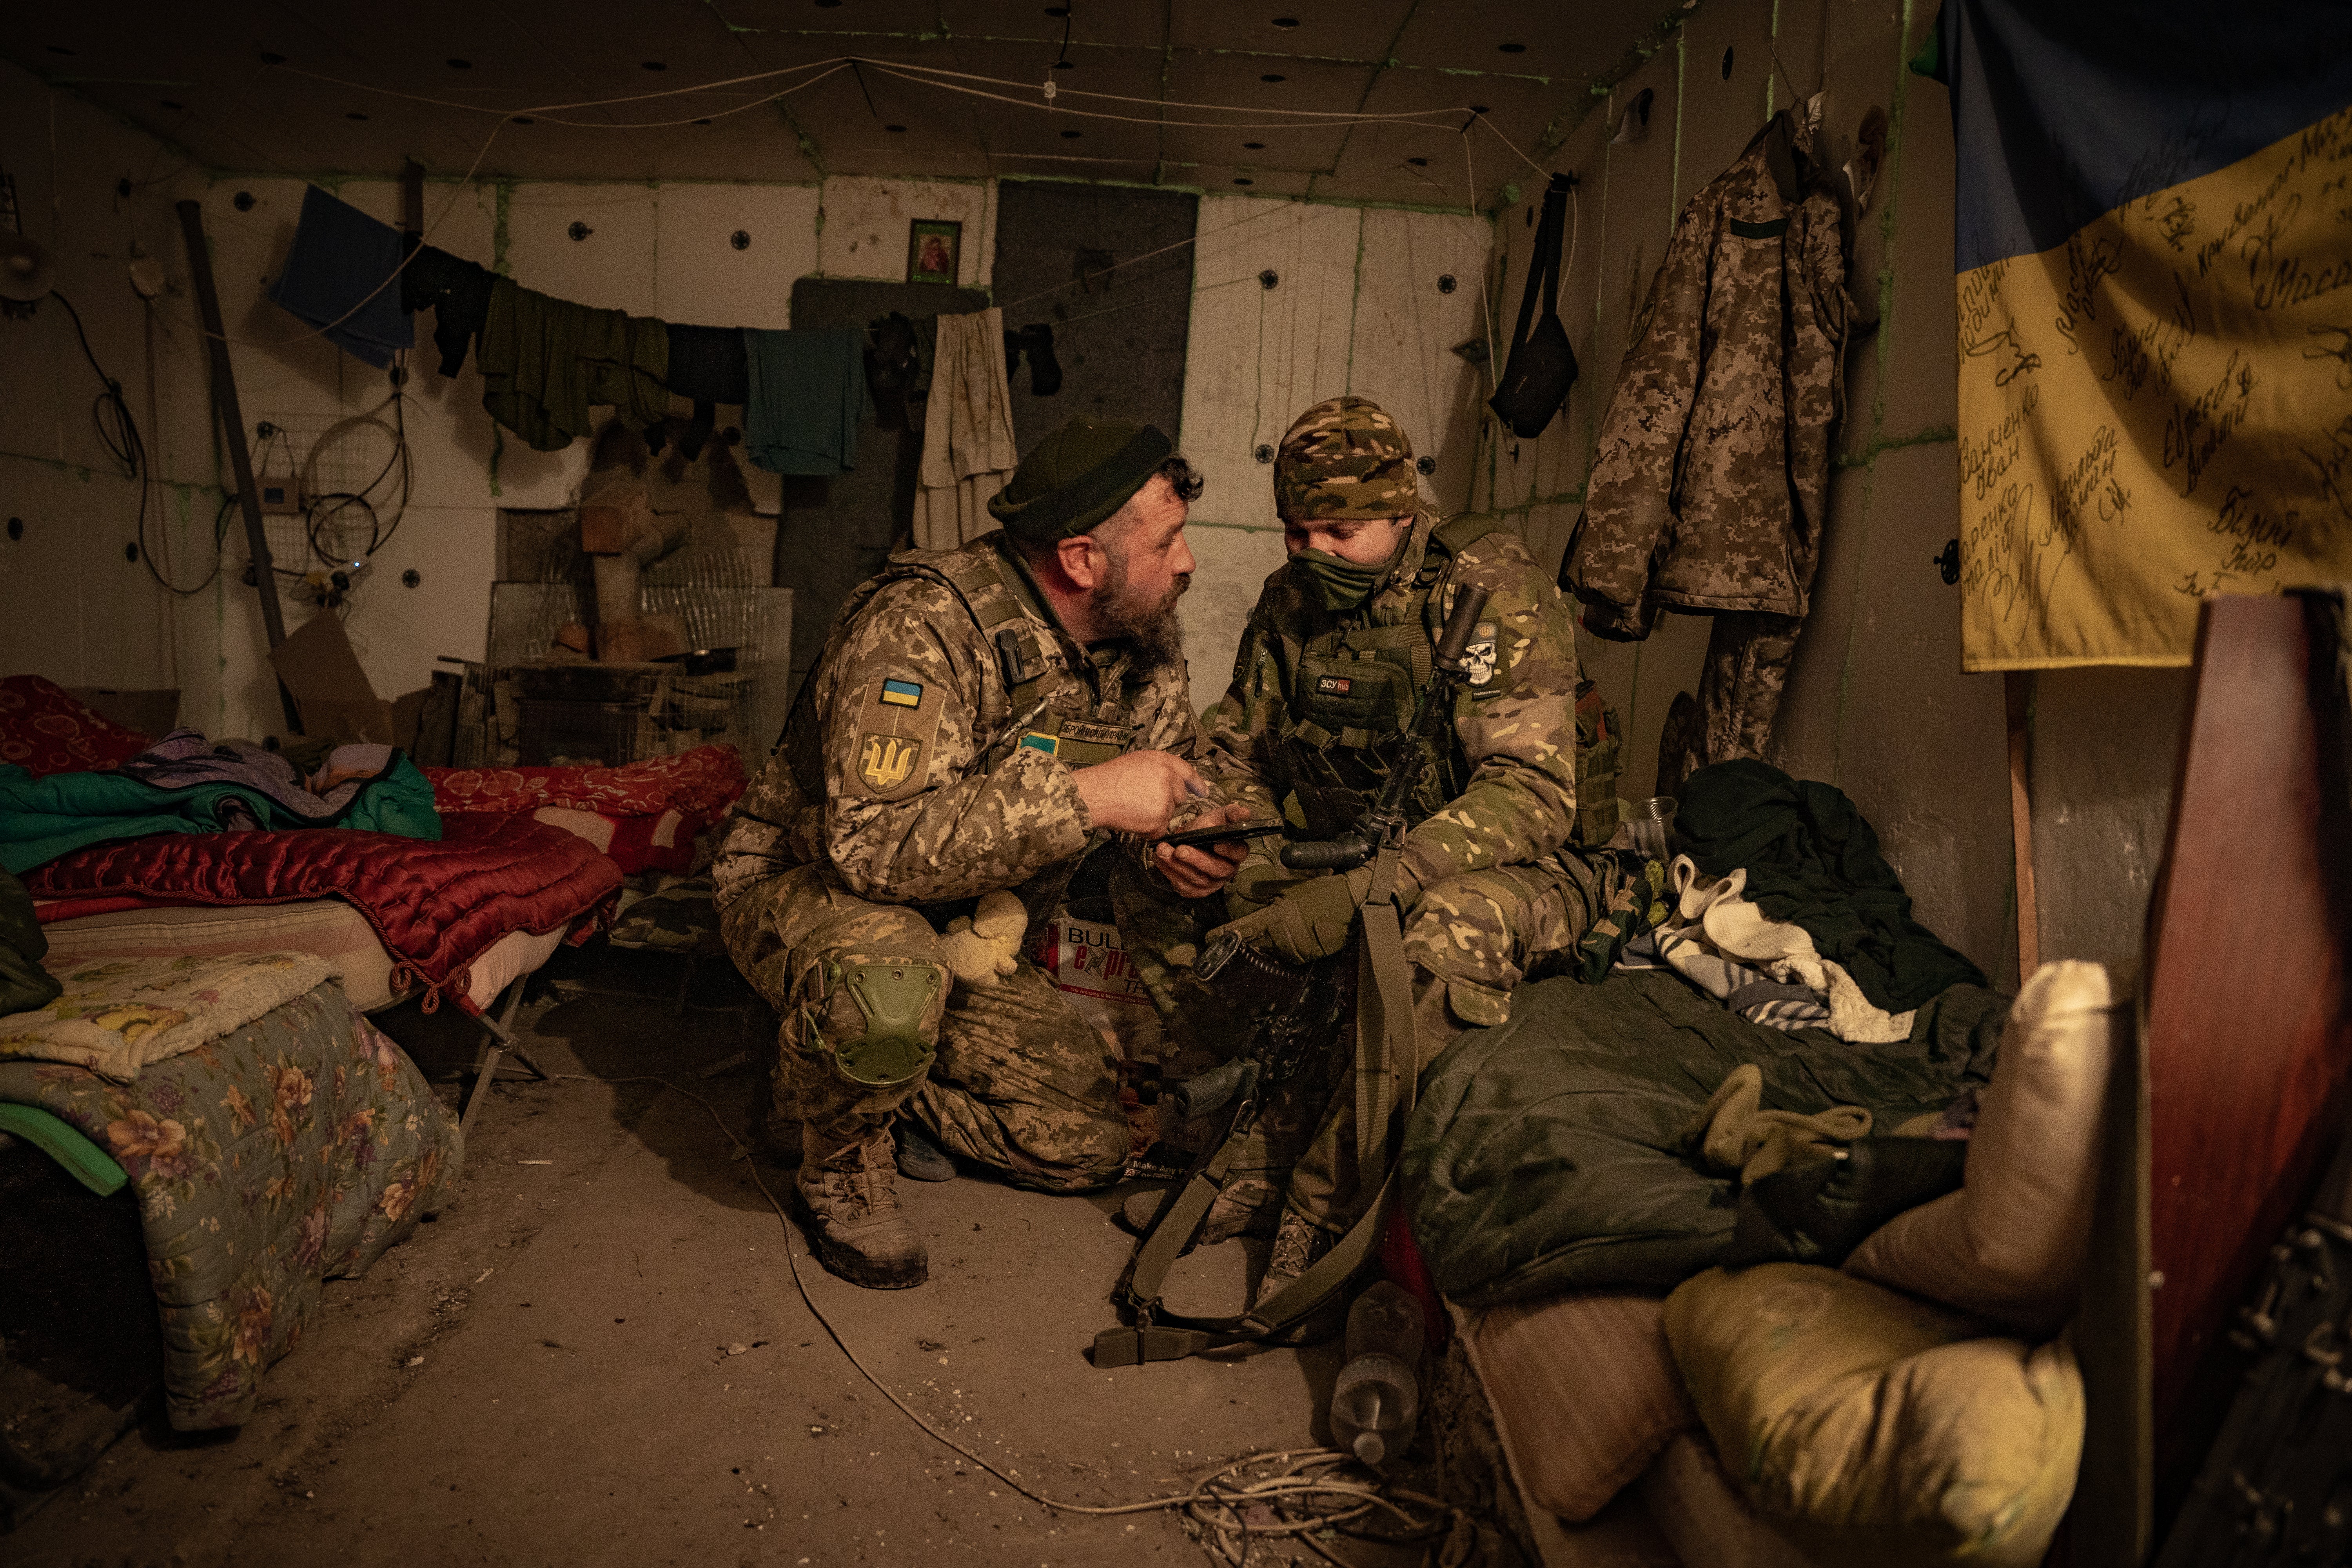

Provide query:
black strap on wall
left=1487, top=172, right=1581, bottom=441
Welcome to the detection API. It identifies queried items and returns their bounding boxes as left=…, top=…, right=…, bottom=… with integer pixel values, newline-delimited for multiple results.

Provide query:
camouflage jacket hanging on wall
left=1563, top=108, right=1851, bottom=642
left=712, top=531, right=1203, bottom=924
left=1205, top=508, right=1601, bottom=890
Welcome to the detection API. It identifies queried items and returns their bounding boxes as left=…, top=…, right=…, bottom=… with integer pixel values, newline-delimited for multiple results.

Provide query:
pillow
left=1664, top=1262, right=2083, bottom=1568
left=0, top=676, right=152, bottom=778
left=1844, top=960, right=2114, bottom=1332
left=1463, top=1291, right=1694, bottom=1522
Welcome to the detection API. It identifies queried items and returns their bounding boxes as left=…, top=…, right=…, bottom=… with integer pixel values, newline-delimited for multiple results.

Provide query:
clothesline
left=267, top=183, right=873, bottom=476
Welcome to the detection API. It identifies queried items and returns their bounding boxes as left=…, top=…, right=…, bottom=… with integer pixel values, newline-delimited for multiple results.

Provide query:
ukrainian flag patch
left=1018, top=732, right=1059, bottom=756
left=879, top=677, right=924, bottom=709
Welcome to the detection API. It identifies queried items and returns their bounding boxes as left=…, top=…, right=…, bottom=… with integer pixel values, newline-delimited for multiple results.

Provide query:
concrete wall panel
left=656, top=183, right=820, bottom=327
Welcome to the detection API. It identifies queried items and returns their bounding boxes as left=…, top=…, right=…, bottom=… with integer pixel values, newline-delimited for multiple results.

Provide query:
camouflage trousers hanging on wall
left=1114, top=849, right=1631, bottom=1234
left=721, top=864, right=1130, bottom=1194
left=1655, top=610, right=1806, bottom=797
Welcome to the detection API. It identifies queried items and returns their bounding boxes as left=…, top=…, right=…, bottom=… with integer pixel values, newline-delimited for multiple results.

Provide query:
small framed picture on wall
left=907, top=219, right=962, bottom=284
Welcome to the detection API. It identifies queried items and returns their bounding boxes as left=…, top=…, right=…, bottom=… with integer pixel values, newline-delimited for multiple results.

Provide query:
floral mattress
left=0, top=980, right=462, bottom=1429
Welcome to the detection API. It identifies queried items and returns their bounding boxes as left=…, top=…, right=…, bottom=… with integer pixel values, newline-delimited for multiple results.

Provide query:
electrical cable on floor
left=536, top=1071, right=1465, bottom=1563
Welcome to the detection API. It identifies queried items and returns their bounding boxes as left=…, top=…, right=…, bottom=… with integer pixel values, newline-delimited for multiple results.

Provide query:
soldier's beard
left=1093, top=549, right=1191, bottom=675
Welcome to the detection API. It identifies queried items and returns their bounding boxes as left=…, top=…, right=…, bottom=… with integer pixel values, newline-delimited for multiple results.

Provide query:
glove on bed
left=1686, top=1062, right=1873, bottom=1184
left=936, top=889, right=1026, bottom=987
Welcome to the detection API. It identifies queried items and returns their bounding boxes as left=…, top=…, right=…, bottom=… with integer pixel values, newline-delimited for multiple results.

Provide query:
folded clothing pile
left=1675, top=759, right=1985, bottom=1013
left=0, top=949, right=340, bottom=1080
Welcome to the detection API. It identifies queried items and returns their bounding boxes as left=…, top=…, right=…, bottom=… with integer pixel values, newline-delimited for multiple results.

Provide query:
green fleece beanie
left=987, top=419, right=1172, bottom=542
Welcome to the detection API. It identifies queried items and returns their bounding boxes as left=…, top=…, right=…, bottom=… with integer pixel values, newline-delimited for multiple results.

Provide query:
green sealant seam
left=490, top=181, right=514, bottom=276
left=1835, top=424, right=1956, bottom=468
left=1311, top=0, right=1424, bottom=206
left=1490, top=485, right=1587, bottom=519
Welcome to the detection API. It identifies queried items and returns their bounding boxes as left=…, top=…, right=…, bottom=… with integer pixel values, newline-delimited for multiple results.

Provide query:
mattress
left=0, top=982, right=463, bottom=1430
left=22, top=811, right=621, bottom=1011
left=35, top=899, right=568, bottom=1014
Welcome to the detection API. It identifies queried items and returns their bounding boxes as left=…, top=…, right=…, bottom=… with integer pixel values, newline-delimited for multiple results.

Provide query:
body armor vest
left=784, top=537, right=1138, bottom=800
left=1273, top=513, right=1499, bottom=842
left=778, top=535, right=1142, bottom=930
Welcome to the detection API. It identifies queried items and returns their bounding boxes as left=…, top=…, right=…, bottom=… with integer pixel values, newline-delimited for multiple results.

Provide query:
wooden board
left=2144, top=595, right=2352, bottom=1518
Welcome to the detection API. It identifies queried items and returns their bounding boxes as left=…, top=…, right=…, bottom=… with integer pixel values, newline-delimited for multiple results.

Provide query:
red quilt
left=425, top=745, right=745, bottom=821
left=23, top=812, right=621, bottom=1010
left=0, top=676, right=151, bottom=778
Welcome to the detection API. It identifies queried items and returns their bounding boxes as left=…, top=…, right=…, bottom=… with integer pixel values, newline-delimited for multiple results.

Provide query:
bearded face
left=1092, top=542, right=1191, bottom=675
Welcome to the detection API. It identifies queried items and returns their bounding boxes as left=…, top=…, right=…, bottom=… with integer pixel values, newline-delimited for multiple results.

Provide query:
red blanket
left=425, top=745, right=745, bottom=821
left=0, top=676, right=151, bottom=778
left=23, top=812, right=621, bottom=1009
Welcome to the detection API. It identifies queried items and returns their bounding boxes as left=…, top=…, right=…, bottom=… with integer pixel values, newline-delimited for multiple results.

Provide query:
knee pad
left=792, top=954, right=948, bottom=1090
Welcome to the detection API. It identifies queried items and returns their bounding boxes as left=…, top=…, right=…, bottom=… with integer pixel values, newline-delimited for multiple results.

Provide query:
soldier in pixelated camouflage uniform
left=1114, top=395, right=1640, bottom=1300
left=1560, top=108, right=1851, bottom=794
left=716, top=418, right=1247, bottom=1290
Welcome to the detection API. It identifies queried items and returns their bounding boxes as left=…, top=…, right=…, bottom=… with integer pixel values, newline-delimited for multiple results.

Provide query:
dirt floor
left=2, top=947, right=1677, bottom=1568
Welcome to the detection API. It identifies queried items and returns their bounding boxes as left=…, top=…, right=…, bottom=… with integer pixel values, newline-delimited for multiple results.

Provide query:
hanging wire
left=46, top=289, right=211, bottom=596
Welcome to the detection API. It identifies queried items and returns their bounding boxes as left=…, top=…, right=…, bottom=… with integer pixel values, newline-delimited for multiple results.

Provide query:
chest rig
left=934, top=550, right=1139, bottom=771
left=1274, top=513, right=1499, bottom=842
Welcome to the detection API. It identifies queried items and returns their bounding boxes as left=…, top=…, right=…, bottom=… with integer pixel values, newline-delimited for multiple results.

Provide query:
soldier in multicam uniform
left=1116, top=395, right=1636, bottom=1303
left=715, top=418, right=1251, bottom=1290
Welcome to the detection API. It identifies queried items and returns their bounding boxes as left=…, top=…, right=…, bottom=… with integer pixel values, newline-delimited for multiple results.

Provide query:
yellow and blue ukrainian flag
left=1935, top=0, right=2352, bottom=670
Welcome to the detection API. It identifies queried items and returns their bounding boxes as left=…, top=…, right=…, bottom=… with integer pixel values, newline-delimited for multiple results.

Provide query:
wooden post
left=2005, top=668, right=2038, bottom=980
left=174, top=198, right=303, bottom=734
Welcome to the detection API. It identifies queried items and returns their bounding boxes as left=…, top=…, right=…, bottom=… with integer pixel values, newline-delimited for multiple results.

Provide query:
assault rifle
left=1169, top=581, right=1490, bottom=1119
left=1192, top=581, right=1491, bottom=981
left=1096, top=581, right=1492, bottom=1365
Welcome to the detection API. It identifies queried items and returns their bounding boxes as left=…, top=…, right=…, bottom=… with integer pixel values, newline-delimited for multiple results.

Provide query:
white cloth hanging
left=911, top=307, right=1020, bottom=551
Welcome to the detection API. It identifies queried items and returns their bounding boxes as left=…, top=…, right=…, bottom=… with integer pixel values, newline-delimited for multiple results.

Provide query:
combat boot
left=792, top=1127, right=927, bottom=1289
left=1253, top=1208, right=1336, bottom=1308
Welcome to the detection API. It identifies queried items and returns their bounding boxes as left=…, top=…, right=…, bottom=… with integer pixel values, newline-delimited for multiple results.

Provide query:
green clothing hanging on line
left=478, top=277, right=671, bottom=452
left=742, top=327, right=867, bottom=476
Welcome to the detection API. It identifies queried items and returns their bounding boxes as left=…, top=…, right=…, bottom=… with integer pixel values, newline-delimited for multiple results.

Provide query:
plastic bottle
left=1329, top=1280, right=1424, bottom=1465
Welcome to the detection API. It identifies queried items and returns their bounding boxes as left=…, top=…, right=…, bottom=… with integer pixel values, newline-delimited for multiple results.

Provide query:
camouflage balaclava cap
left=987, top=418, right=1174, bottom=542
left=1273, top=396, right=1419, bottom=521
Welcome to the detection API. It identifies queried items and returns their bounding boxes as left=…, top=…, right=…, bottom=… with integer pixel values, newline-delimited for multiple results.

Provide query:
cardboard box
left=265, top=611, right=430, bottom=750
left=65, top=686, right=180, bottom=739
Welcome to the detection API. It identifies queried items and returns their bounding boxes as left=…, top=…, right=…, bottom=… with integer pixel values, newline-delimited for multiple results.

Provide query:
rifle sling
left=1095, top=895, right=1418, bottom=1369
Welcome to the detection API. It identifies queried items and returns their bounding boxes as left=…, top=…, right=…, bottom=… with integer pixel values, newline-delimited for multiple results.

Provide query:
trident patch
left=858, top=733, right=924, bottom=795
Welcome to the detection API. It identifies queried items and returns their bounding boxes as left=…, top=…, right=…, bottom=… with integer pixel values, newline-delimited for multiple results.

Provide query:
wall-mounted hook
left=1934, top=539, right=1960, bottom=584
